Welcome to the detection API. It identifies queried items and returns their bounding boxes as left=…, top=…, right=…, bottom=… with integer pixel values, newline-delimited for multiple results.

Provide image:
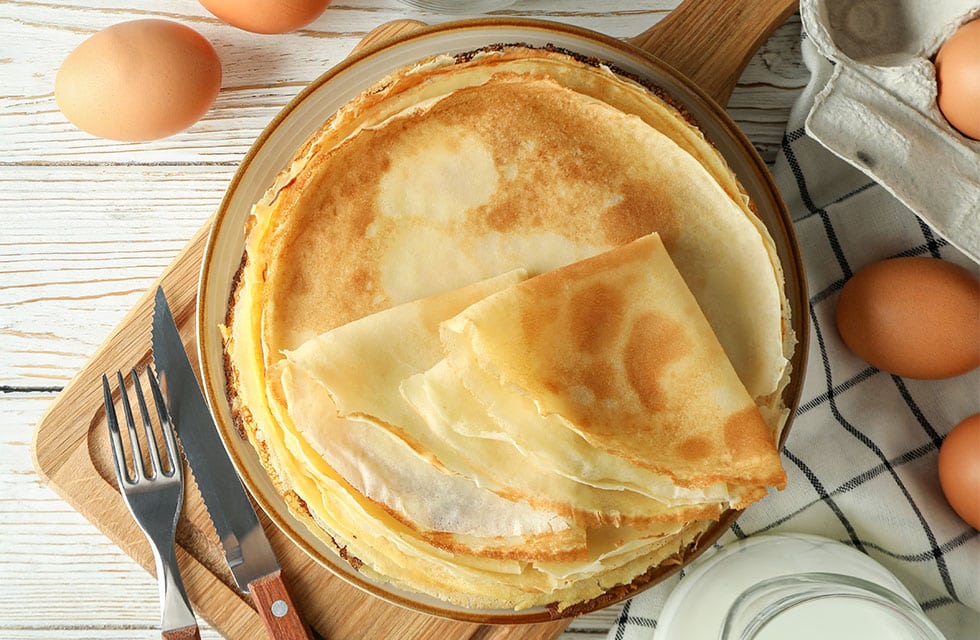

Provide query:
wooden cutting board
left=32, top=2, right=796, bottom=638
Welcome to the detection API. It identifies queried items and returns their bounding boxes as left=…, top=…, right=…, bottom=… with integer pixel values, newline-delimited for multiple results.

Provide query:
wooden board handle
left=626, top=0, right=799, bottom=105
left=350, top=2, right=798, bottom=107
left=250, top=570, right=315, bottom=640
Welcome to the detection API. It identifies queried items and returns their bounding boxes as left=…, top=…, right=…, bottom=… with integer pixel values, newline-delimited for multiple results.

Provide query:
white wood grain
left=0, top=0, right=807, bottom=637
left=0, top=165, right=227, bottom=386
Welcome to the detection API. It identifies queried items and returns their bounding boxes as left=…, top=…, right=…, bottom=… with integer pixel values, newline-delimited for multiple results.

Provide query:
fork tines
left=102, top=367, right=180, bottom=487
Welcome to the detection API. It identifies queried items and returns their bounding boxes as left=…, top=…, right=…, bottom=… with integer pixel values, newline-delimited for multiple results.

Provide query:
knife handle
left=249, top=569, right=314, bottom=640
left=163, top=625, right=201, bottom=640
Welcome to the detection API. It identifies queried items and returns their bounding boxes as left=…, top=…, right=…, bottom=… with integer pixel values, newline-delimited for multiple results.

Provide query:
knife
left=151, top=286, right=314, bottom=640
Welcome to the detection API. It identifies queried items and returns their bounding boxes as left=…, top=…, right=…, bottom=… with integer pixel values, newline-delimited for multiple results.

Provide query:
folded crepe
left=434, top=233, right=786, bottom=504
left=284, top=257, right=726, bottom=528
left=274, top=256, right=721, bottom=609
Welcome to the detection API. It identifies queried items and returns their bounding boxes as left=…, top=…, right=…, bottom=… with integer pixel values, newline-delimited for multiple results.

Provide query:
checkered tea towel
left=607, top=35, right=980, bottom=640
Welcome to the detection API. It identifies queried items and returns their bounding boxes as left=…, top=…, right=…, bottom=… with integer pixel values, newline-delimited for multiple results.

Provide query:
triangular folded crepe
left=440, top=233, right=786, bottom=500
left=275, top=265, right=721, bottom=603
left=285, top=263, right=730, bottom=528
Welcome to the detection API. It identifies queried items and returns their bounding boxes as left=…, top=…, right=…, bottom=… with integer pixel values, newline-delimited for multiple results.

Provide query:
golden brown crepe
left=224, top=44, right=794, bottom=612
left=437, top=233, right=786, bottom=499
left=284, top=255, right=728, bottom=529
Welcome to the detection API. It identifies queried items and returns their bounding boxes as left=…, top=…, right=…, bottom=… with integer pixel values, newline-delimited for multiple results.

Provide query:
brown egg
left=55, top=20, right=221, bottom=142
left=935, top=19, right=980, bottom=140
left=939, top=414, right=980, bottom=530
left=835, top=257, right=980, bottom=379
left=200, top=0, right=331, bottom=34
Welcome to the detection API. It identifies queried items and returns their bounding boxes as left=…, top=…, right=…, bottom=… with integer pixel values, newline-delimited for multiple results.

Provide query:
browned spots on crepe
left=573, top=359, right=619, bottom=403
left=601, top=179, right=679, bottom=247
left=429, top=77, right=651, bottom=241
left=624, top=312, right=690, bottom=413
left=676, top=436, right=713, bottom=462
left=349, top=268, right=372, bottom=294
left=265, top=130, right=392, bottom=348
left=570, top=284, right=626, bottom=355
left=724, top=407, right=776, bottom=460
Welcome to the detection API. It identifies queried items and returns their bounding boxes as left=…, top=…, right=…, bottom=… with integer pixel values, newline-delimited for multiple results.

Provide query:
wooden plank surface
left=0, top=1, right=808, bottom=637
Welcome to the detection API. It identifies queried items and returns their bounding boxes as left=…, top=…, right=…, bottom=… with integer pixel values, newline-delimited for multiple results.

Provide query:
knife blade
left=151, top=286, right=313, bottom=640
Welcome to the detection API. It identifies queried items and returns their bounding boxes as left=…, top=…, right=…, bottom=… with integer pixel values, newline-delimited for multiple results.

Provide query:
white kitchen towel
left=606, top=35, right=980, bottom=640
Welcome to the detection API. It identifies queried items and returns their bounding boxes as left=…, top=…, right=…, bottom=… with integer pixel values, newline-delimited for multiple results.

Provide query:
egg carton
left=801, top=0, right=980, bottom=263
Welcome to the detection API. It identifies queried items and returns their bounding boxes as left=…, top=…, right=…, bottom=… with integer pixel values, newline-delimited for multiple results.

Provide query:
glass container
left=722, top=572, right=945, bottom=640
left=657, top=533, right=946, bottom=640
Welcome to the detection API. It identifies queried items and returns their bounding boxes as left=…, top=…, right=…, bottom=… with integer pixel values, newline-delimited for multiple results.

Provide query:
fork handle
left=249, top=569, right=314, bottom=640
left=163, top=625, right=201, bottom=640
left=149, top=534, right=200, bottom=639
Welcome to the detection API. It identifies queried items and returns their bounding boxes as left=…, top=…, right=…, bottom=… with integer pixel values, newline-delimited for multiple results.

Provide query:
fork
left=103, top=368, right=201, bottom=640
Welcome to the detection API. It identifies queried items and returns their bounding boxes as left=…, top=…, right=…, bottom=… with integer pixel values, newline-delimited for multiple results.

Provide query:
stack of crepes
left=224, top=45, right=795, bottom=612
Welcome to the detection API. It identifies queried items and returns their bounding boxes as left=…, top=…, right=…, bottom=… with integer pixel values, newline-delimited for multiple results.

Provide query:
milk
left=656, top=533, right=944, bottom=640
left=753, top=598, right=921, bottom=640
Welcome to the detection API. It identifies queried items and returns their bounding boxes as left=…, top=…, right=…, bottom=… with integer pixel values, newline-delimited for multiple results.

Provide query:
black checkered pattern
left=607, top=38, right=979, bottom=640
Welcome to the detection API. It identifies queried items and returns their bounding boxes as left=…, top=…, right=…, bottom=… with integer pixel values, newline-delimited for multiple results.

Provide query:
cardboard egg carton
left=801, top=0, right=980, bottom=263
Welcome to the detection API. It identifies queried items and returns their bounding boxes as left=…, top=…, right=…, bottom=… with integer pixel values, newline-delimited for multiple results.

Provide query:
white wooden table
left=0, top=1, right=807, bottom=637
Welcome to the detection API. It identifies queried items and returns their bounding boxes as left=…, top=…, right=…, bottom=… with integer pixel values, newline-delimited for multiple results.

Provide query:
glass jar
left=657, top=533, right=946, bottom=640
left=722, top=572, right=945, bottom=640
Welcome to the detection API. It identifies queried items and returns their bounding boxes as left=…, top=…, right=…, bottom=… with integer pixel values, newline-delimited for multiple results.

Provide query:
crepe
left=285, top=261, right=726, bottom=527
left=224, top=44, right=795, bottom=612
left=435, top=233, right=786, bottom=503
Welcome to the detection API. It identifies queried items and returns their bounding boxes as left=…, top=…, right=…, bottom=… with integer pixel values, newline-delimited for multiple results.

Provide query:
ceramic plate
left=197, top=18, right=808, bottom=623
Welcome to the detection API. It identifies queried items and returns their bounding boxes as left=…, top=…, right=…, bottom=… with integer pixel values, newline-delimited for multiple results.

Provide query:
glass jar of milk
left=657, top=533, right=945, bottom=640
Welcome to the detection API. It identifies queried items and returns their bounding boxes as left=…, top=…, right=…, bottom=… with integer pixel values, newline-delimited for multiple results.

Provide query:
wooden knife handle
left=249, top=570, right=314, bottom=640
left=162, top=625, right=201, bottom=640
